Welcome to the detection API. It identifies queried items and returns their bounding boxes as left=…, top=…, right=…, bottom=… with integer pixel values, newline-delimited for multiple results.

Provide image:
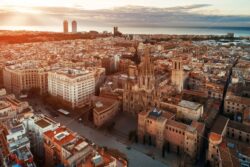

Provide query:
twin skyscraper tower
left=63, top=20, right=77, bottom=33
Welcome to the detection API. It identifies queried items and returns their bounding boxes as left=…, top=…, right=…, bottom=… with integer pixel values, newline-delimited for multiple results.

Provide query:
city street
left=29, top=98, right=168, bottom=167
left=53, top=114, right=168, bottom=167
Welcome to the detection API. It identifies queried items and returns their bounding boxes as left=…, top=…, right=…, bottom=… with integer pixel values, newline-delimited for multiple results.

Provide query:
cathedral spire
left=141, top=47, right=154, bottom=76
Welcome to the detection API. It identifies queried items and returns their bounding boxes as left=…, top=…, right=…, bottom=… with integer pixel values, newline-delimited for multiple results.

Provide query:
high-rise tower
left=171, top=58, right=184, bottom=92
left=72, top=20, right=77, bottom=33
left=63, top=20, right=68, bottom=33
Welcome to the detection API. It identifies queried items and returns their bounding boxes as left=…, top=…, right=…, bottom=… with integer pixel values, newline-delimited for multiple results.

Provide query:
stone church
left=123, top=48, right=161, bottom=115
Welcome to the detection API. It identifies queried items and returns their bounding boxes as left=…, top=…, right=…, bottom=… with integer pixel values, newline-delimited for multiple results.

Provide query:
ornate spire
left=140, top=47, right=154, bottom=76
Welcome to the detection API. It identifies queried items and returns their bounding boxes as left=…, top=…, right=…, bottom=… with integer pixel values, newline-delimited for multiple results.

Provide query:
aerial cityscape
left=0, top=1, right=250, bottom=167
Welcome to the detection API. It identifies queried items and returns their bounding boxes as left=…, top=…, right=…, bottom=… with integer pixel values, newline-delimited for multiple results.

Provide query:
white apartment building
left=48, top=68, right=95, bottom=109
left=23, top=114, right=60, bottom=161
left=6, top=124, right=30, bottom=152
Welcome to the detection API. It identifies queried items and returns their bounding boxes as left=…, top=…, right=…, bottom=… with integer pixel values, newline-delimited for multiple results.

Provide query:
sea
left=0, top=26, right=250, bottom=37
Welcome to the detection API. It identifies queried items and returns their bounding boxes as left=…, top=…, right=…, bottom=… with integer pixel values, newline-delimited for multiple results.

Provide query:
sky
left=0, top=0, right=250, bottom=28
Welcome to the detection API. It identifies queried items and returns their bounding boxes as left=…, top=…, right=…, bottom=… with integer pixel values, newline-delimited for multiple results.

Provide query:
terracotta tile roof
left=209, top=132, right=222, bottom=142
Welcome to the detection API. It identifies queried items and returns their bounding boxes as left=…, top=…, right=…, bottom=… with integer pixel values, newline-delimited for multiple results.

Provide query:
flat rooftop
left=35, top=119, right=51, bottom=129
left=51, top=68, right=91, bottom=78
left=44, top=127, right=76, bottom=146
left=93, top=96, right=118, bottom=114
left=211, top=115, right=229, bottom=135
left=10, top=125, right=24, bottom=134
left=6, top=61, right=45, bottom=70
left=178, top=100, right=202, bottom=110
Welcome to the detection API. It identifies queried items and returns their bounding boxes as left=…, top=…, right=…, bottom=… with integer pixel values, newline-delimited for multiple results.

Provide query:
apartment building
left=0, top=94, right=32, bottom=123
left=0, top=124, right=9, bottom=167
left=227, top=120, right=250, bottom=144
left=43, top=126, right=93, bottom=167
left=3, top=61, right=48, bottom=95
left=207, top=116, right=250, bottom=166
left=224, top=92, right=250, bottom=116
left=6, top=123, right=36, bottom=167
left=224, top=55, right=250, bottom=117
left=23, top=115, right=60, bottom=163
left=84, top=147, right=127, bottom=167
left=48, top=68, right=95, bottom=109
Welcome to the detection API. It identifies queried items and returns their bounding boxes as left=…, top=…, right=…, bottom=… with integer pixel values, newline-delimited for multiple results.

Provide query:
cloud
left=0, top=5, right=250, bottom=28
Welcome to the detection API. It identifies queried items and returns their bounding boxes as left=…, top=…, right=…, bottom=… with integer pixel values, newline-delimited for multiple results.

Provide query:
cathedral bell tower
left=171, top=58, right=184, bottom=93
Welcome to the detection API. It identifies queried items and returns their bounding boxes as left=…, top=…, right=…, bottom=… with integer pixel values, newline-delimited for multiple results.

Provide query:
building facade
left=123, top=49, right=160, bottom=115
left=0, top=94, right=32, bottom=123
left=48, top=68, right=95, bottom=109
left=92, top=96, right=120, bottom=127
left=6, top=124, right=36, bottom=166
left=43, top=126, right=93, bottom=167
left=23, top=115, right=60, bottom=164
left=138, top=108, right=205, bottom=161
left=224, top=93, right=250, bottom=115
left=177, top=100, right=203, bottom=121
left=3, top=64, right=48, bottom=95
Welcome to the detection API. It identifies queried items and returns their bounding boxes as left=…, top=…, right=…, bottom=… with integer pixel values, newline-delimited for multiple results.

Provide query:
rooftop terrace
left=178, top=100, right=202, bottom=110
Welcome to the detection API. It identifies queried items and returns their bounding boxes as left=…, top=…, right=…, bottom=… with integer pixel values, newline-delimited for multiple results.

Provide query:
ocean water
left=0, top=26, right=250, bottom=37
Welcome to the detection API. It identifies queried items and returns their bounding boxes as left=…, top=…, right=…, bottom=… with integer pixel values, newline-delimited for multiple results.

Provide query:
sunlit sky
left=0, top=0, right=250, bottom=28
left=1, top=0, right=250, bottom=15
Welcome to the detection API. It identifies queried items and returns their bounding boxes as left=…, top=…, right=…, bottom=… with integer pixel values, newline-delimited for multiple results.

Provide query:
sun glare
left=12, top=7, right=42, bottom=14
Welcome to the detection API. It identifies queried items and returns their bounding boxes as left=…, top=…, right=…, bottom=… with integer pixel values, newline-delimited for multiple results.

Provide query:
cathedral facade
left=123, top=49, right=160, bottom=115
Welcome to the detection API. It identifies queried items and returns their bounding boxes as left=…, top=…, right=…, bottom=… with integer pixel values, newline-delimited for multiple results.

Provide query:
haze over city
left=1, top=0, right=250, bottom=29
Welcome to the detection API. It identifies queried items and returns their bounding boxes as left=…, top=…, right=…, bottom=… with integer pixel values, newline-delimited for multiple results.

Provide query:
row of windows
left=166, top=126, right=185, bottom=135
left=226, top=101, right=246, bottom=108
left=227, top=131, right=250, bottom=143
left=228, top=128, right=250, bottom=136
